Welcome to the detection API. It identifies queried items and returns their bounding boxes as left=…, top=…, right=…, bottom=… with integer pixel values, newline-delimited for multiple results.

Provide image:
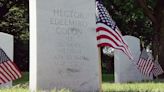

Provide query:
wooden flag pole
left=98, top=47, right=102, bottom=92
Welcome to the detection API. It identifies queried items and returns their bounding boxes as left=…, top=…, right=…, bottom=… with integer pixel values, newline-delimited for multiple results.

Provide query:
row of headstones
left=0, top=0, right=152, bottom=91
left=0, top=34, right=152, bottom=90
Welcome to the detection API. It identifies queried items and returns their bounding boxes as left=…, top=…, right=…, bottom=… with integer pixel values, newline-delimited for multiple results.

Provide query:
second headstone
left=114, top=36, right=143, bottom=83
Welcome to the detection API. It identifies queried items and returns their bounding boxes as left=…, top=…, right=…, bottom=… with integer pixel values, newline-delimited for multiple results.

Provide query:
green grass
left=0, top=88, right=28, bottom=92
left=13, top=72, right=29, bottom=86
left=102, top=74, right=164, bottom=92
left=102, top=74, right=114, bottom=83
left=102, top=82, right=164, bottom=92
left=1, top=73, right=164, bottom=92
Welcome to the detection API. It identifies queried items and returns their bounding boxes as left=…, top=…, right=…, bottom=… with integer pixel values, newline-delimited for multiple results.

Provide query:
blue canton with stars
left=96, top=1, right=117, bottom=30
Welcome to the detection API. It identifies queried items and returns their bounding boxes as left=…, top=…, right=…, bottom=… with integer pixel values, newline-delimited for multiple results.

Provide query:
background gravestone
left=114, top=35, right=153, bottom=83
left=30, top=0, right=100, bottom=91
left=0, top=32, right=13, bottom=88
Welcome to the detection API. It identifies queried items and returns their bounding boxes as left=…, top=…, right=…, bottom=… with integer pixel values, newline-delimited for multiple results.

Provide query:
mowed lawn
left=1, top=73, right=164, bottom=92
left=102, top=74, right=164, bottom=92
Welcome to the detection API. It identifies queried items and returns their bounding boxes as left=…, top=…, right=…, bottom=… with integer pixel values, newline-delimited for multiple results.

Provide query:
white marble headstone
left=114, top=36, right=153, bottom=83
left=0, top=32, right=13, bottom=88
left=30, top=0, right=100, bottom=91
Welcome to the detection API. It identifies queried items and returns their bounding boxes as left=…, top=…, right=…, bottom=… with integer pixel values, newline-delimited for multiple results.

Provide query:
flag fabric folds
left=152, top=58, right=164, bottom=77
left=0, top=48, right=22, bottom=84
left=137, top=49, right=154, bottom=77
left=96, top=0, right=133, bottom=60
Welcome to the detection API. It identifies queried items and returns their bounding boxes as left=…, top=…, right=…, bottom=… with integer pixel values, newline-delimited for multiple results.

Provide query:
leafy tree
left=137, top=0, right=164, bottom=78
left=103, top=0, right=164, bottom=78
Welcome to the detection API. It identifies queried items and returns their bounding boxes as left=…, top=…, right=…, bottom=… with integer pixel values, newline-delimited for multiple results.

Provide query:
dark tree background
left=137, top=0, right=164, bottom=78
left=101, top=0, right=153, bottom=74
left=102, top=0, right=164, bottom=78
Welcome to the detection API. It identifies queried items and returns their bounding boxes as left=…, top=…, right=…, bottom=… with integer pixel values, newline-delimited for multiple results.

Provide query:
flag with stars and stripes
left=96, top=0, right=133, bottom=60
left=152, top=57, right=164, bottom=77
left=137, top=49, right=154, bottom=77
left=0, top=48, right=22, bottom=84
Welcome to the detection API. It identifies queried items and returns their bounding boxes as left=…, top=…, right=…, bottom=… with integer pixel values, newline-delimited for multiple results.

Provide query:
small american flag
left=152, top=57, right=164, bottom=77
left=0, top=48, right=22, bottom=84
left=137, top=49, right=154, bottom=77
left=96, top=0, right=133, bottom=60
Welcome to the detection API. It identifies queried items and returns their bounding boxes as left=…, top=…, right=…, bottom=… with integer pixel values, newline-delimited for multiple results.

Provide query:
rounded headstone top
left=123, top=35, right=139, bottom=41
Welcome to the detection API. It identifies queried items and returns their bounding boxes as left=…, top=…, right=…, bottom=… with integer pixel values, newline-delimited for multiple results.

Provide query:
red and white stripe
left=96, top=23, right=133, bottom=60
left=152, top=61, right=164, bottom=77
left=137, top=57, right=154, bottom=76
left=0, top=61, right=22, bottom=84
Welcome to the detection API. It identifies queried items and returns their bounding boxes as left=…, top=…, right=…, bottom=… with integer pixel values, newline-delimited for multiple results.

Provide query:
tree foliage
left=103, top=0, right=164, bottom=78
left=101, top=0, right=153, bottom=74
left=103, top=0, right=153, bottom=46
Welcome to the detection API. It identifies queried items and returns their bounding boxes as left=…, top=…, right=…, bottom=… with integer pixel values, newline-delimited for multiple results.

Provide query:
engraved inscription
left=49, top=8, right=91, bottom=64
left=50, top=8, right=88, bottom=27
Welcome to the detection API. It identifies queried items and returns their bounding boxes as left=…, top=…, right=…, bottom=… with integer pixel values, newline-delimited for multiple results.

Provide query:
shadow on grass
left=13, top=72, right=29, bottom=86
left=102, top=74, right=164, bottom=83
left=102, top=74, right=114, bottom=83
